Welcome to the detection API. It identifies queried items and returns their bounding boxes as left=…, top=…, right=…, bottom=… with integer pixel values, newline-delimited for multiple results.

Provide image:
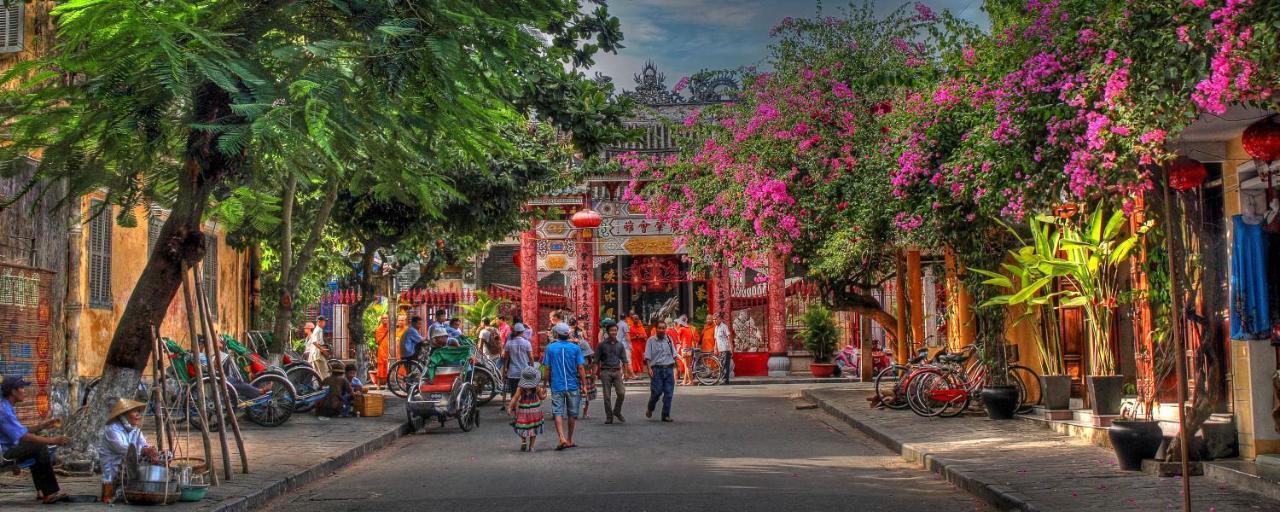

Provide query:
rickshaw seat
left=419, top=369, right=461, bottom=393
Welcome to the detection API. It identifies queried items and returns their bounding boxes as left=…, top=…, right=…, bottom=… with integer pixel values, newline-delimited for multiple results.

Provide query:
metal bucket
left=135, top=464, right=170, bottom=483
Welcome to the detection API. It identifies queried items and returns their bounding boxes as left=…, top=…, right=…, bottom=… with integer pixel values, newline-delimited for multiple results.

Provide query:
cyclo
left=405, top=345, right=480, bottom=432
left=161, top=337, right=297, bottom=430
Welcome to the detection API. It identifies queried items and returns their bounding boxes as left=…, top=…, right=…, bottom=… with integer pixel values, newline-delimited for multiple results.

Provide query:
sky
left=589, top=0, right=988, bottom=93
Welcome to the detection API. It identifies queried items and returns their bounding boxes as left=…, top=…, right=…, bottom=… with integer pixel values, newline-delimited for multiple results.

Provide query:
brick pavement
left=804, top=387, right=1279, bottom=512
left=0, top=395, right=406, bottom=511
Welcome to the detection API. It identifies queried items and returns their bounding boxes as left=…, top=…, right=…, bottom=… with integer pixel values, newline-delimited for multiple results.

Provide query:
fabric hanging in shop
left=1230, top=215, right=1271, bottom=339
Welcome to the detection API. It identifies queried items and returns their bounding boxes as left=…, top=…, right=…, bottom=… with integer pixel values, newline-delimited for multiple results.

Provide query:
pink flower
left=673, top=76, right=690, bottom=93
left=914, top=3, right=936, bottom=21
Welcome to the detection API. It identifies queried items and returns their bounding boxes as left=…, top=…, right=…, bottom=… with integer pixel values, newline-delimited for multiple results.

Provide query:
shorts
left=507, top=378, right=520, bottom=394
left=550, top=390, right=582, bottom=418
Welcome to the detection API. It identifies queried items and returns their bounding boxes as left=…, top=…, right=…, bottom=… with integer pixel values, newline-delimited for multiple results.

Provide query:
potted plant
left=973, top=214, right=1072, bottom=411
left=798, top=304, right=838, bottom=378
left=973, top=310, right=1020, bottom=419
left=1054, top=205, right=1147, bottom=415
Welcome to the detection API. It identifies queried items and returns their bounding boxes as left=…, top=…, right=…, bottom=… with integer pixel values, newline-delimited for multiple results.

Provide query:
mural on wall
left=0, top=265, right=53, bottom=420
left=732, top=309, right=765, bottom=353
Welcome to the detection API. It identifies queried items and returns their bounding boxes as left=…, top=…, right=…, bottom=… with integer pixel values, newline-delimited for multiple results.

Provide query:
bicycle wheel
left=1008, top=365, right=1041, bottom=413
left=186, top=378, right=235, bottom=433
left=387, top=360, right=423, bottom=398
left=911, top=370, right=965, bottom=417
left=873, top=365, right=909, bottom=409
left=472, top=370, right=498, bottom=405
left=286, top=366, right=323, bottom=412
left=694, top=354, right=723, bottom=386
left=244, top=374, right=295, bottom=427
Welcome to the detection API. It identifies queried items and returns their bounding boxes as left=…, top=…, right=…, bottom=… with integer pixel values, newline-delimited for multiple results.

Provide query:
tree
left=334, top=122, right=579, bottom=378
left=623, top=6, right=967, bottom=339
left=0, top=0, right=629, bottom=460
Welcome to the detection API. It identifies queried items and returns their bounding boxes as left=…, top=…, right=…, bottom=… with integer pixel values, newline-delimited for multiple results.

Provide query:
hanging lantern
left=1167, top=156, right=1207, bottom=191
left=512, top=252, right=521, bottom=268
left=1242, top=116, right=1280, bottom=162
left=570, top=208, right=603, bottom=229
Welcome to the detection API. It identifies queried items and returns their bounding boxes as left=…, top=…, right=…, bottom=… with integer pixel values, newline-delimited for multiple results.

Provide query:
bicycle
left=906, top=345, right=1040, bottom=417
left=685, top=348, right=725, bottom=386
left=388, top=346, right=431, bottom=398
left=872, top=347, right=932, bottom=410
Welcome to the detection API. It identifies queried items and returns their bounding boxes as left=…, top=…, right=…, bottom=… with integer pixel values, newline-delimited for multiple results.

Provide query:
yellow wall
left=75, top=198, right=251, bottom=377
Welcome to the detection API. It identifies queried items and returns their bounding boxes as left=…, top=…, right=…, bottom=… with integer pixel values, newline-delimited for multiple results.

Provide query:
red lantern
left=1167, top=156, right=1207, bottom=191
left=570, top=208, right=603, bottom=229
left=1242, top=117, right=1280, bottom=162
left=512, top=252, right=521, bottom=268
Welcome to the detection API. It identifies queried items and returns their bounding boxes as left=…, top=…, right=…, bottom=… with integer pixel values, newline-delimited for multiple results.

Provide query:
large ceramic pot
left=809, top=363, right=837, bottom=378
left=1108, top=420, right=1163, bottom=470
left=981, top=385, right=1020, bottom=420
left=1087, top=375, right=1124, bottom=415
left=1040, top=375, right=1072, bottom=410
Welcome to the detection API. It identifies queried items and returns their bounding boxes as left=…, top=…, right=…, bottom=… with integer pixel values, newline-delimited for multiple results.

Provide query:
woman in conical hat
left=98, top=397, right=160, bottom=502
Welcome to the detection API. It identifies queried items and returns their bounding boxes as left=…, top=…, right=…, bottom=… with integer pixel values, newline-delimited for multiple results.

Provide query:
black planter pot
left=1040, top=375, right=1072, bottom=410
left=981, top=385, right=1020, bottom=420
left=1109, top=420, right=1163, bottom=471
left=1087, top=375, right=1124, bottom=415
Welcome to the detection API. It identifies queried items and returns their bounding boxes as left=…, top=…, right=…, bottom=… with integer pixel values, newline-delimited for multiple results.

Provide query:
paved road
left=263, top=385, right=987, bottom=512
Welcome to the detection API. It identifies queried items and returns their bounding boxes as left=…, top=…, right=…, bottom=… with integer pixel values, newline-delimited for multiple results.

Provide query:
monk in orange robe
left=626, top=313, right=648, bottom=374
left=701, top=317, right=718, bottom=353
left=672, top=315, right=696, bottom=385
left=374, top=317, right=390, bottom=385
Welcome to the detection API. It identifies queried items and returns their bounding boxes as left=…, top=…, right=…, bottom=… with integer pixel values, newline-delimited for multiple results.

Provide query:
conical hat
left=108, top=398, right=147, bottom=421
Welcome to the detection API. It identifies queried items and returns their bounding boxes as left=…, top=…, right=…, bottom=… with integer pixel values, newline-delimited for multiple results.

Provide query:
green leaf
left=1009, top=276, right=1053, bottom=305
left=1060, top=296, right=1090, bottom=308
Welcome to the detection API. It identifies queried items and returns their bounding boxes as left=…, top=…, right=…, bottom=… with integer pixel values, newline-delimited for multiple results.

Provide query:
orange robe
left=374, top=321, right=390, bottom=383
left=700, top=324, right=716, bottom=353
left=627, top=318, right=648, bottom=374
left=672, top=325, right=695, bottom=382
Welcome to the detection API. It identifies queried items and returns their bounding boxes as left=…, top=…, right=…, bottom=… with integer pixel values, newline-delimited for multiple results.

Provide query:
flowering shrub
left=624, top=5, right=965, bottom=287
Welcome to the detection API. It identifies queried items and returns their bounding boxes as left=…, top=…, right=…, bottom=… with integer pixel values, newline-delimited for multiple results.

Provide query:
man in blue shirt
left=1, top=375, right=70, bottom=503
left=400, top=316, right=425, bottom=361
left=502, top=323, right=533, bottom=398
left=445, top=318, right=464, bottom=339
left=644, top=320, right=678, bottom=422
left=428, top=309, right=448, bottom=335
left=542, top=323, right=585, bottom=450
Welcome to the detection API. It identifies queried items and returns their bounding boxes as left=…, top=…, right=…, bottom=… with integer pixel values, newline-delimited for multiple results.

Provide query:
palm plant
left=798, top=304, right=838, bottom=363
left=458, top=291, right=508, bottom=336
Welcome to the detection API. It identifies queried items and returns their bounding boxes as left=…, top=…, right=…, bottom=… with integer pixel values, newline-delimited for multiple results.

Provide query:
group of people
left=495, top=309, right=734, bottom=453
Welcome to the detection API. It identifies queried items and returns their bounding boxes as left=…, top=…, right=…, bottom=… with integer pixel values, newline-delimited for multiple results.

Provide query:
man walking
left=596, top=320, right=631, bottom=424
left=542, top=323, right=585, bottom=450
left=502, top=323, right=533, bottom=400
left=305, top=316, right=328, bottom=376
left=644, top=320, right=677, bottom=422
left=714, top=312, right=733, bottom=384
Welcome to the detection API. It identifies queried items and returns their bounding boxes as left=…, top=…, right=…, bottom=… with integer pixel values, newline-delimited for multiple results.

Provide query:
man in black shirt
left=596, top=321, right=631, bottom=424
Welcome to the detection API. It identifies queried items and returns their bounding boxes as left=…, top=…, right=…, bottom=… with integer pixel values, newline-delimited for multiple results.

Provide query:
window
left=0, top=2, right=23, bottom=54
left=87, top=200, right=112, bottom=309
left=203, top=232, right=217, bottom=318
left=146, top=208, right=167, bottom=256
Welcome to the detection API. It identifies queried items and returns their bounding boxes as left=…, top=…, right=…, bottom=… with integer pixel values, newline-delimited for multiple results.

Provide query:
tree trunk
left=347, top=242, right=378, bottom=381
left=271, top=177, right=339, bottom=352
left=830, top=283, right=899, bottom=346
left=61, top=82, right=243, bottom=465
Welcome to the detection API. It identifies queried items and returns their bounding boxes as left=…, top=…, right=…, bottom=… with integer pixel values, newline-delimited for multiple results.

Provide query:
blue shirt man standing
left=542, top=323, right=585, bottom=450
left=644, top=320, right=678, bottom=422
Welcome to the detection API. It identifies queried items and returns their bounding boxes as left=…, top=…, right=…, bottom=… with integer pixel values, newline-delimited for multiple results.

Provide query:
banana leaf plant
left=970, top=214, right=1068, bottom=377
left=975, top=204, right=1150, bottom=377
left=458, top=290, right=508, bottom=336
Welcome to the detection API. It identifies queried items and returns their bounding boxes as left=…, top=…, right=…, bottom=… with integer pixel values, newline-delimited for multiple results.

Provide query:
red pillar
left=766, top=251, right=788, bottom=376
left=579, top=224, right=598, bottom=346
left=520, top=223, right=540, bottom=345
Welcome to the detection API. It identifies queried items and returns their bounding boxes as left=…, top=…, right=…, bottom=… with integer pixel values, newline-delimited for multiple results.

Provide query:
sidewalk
left=803, top=387, right=1280, bottom=512
left=0, top=395, right=407, bottom=511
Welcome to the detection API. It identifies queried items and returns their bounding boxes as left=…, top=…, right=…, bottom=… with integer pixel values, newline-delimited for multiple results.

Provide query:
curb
left=724, top=377, right=860, bottom=386
left=208, top=420, right=410, bottom=512
left=801, top=389, right=1042, bottom=512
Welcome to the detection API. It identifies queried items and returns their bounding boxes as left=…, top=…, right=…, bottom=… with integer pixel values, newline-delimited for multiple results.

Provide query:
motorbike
left=833, top=343, right=893, bottom=377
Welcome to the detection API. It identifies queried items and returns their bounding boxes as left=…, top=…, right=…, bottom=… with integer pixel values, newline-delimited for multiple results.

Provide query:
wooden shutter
left=87, top=200, right=112, bottom=309
left=203, top=233, right=218, bottom=319
left=146, top=208, right=166, bottom=256
left=0, top=2, right=23, bottom=54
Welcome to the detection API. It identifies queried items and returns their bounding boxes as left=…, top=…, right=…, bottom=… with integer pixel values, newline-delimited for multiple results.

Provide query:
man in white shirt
left=714, top=312, right=733, bottom=384
left=305, top=316, right=328, bottom=376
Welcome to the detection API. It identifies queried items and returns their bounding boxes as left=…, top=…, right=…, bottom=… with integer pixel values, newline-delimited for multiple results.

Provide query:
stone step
left=1204, top=460, right=1280, bottom=501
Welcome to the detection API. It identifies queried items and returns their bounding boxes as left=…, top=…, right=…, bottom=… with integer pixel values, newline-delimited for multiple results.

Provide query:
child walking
left=508, top=365, right=545, bottom=452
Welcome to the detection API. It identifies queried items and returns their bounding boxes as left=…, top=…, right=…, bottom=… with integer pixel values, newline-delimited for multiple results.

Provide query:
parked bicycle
left=905, top=345, right=1040, bottom=418
left=684, top=348, right=726, bottom=386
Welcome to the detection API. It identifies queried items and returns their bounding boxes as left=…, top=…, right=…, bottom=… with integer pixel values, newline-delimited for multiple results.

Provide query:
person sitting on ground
left=1, top=375, right=70, bottom=504
left=344, top=363, right=365, bottom=397
left=316, top=362, right=354, bottom=418
left=98, top=398, right=161, bottom=503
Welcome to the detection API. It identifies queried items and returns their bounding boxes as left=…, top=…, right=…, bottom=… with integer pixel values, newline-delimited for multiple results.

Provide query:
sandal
left=554, top=443, right=568, bottom=451
left=42, top=491, right=68, bottom=504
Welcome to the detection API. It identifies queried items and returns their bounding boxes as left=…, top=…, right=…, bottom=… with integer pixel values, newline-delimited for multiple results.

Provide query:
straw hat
left=108, top=398, right=147, bottom=421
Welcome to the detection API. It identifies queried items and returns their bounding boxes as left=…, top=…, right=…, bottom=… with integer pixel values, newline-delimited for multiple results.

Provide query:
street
left=262, top=385, right=987, bottom=512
